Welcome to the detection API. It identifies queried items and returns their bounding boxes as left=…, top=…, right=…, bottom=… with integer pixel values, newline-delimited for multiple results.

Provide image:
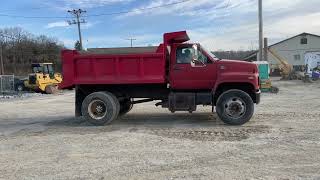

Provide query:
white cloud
left=45, top=21, right=69, bottom=29
left=187, top=10, right=320, bottom=51
left=182, top=0, right=320, bottom=50
left=60, top=0, right=320, bottom=50
left=60, top=38, right=76, bottom=48
left=119, top=0, right=234, bottom=18
left=56, top=0, right=133, bottom=10
left=82, top=21, right=101, bottom=29
left=83, top=33, right=159, bottom=48
left=40, top=0, right=134, bottom=12
left=265, top=12, right=320, bottom=39
left=45, top=20, right=99, bottom=29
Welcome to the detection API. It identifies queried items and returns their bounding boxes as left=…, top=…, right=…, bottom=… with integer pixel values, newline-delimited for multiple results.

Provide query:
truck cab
left=60, top=31, right=260, bottom=126
left=170, top=43, right=218, bottom=90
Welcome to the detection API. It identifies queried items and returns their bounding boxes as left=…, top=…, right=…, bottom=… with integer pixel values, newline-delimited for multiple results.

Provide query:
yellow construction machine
left=268, top=48, right=296, bottom=80
left=23, top=63, right=62, bottom=94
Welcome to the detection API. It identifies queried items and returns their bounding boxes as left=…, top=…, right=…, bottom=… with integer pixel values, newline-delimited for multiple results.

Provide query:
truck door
left=170, top=44, right=217, bottom=90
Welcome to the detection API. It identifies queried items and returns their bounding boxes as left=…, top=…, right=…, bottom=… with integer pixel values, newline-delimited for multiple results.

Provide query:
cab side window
left=176, top=46, right=211, bottom=64
left=176, top=47, right=194, bottom=64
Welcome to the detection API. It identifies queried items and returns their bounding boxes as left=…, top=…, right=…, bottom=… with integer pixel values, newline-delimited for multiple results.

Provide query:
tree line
left=0, top=27, right=65, bottom=76
left=213, top=50, right=256, bottom=61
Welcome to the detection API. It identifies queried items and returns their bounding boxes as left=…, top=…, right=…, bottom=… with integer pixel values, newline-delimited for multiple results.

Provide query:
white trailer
left=305, top=52, right=320, bottom=75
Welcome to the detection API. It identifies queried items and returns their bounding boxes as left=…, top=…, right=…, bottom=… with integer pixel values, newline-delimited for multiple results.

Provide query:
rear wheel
left=119, top=99, right=133, bottom=116
left=81, top=92, right=120, bottom=126
left=216, top=89, right=254, bottom=125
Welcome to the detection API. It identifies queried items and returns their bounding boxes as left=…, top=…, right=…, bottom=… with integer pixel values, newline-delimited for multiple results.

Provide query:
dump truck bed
left=59, top=45, right=166, bottom=89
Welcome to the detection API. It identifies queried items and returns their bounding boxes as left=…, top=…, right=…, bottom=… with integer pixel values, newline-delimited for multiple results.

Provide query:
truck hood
left=216, top=59, right=258, bottom=73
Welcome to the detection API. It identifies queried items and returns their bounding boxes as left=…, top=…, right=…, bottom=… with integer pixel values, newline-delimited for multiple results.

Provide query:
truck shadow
left=117, top=113, right=223, bottom=126
left=47, top=113, right=224, bottom=127
left=45, top=114, right=269, bottom=142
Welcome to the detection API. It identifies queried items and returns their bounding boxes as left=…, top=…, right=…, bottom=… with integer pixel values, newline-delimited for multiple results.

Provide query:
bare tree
left=0, top=27, right=65, bottom=76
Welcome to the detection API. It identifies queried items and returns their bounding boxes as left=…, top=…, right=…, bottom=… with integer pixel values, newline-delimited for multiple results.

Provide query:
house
left=245, top=33, right=320, bottom=72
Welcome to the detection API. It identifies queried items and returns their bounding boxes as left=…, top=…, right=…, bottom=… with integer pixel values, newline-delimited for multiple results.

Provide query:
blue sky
left=1, top=0, right=320, bottom=50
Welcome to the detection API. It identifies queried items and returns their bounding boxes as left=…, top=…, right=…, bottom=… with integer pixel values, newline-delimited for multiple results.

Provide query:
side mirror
left=191, top=44, right=206, bottom=68
left=192, top=44, right=199, bottom=61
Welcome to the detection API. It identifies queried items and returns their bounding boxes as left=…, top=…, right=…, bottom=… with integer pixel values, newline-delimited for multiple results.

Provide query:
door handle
left=173, top=66, right=184, bottom=71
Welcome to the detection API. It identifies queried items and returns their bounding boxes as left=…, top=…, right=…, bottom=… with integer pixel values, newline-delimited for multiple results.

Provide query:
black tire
left=216, top=89, right=254, bottom=126
left=119, top=99, right=133, bottom=116
left=45, top=85, right=58, bottom=94
left=81, top=92, right=120, bottom=126
left=271, top=86, right=279, bottom=94
left=15, top=83, right=25, bottom=92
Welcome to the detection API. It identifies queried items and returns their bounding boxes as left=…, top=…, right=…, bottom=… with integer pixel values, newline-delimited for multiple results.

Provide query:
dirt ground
left=0, top=79, right=320, bottom=180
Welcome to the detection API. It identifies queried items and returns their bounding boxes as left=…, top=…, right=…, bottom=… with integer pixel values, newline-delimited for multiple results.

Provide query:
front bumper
left=255, top=89, right=261, bottom=104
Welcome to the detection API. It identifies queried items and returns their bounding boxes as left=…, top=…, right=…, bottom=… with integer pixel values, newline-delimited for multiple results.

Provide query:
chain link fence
left=0, top=75, right=15, bottom=94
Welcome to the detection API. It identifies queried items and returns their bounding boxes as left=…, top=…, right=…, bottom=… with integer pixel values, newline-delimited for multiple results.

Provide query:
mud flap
left=75, top=86, right=84, bottom=117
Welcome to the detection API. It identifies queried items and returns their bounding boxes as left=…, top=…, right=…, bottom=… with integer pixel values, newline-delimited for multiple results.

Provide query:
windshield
left=201, top=45, right=220, bottom=60
left=32, top=66, right=42, bottom=73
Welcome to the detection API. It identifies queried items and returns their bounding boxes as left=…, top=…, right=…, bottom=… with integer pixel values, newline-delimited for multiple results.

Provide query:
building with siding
left=245, top=33, right=320, bottom=71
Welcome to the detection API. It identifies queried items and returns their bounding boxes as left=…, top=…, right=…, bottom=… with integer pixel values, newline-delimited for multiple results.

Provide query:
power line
left=0, top=13, right=67, bottom=19
left=85, top=0, right=192, bottom=17
left=0, top=6, right=50, bottom=13
left=0, top=0, right=192, bottom=19
left=0, top=0, right=74, bottom=13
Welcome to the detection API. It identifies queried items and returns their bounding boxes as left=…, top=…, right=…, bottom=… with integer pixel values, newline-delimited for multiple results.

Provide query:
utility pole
left=126, top=38, right=136, bottom=48
left=258, top=0, right=263, bottom=61
left=68, top=9, right=86, bottom=50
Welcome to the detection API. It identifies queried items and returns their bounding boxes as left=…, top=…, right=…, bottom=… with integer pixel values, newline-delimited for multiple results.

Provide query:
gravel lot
left=0, top=79, right=320, bottom=179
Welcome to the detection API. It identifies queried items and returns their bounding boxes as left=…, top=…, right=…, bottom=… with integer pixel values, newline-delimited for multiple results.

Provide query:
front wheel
left=81, top=92, right=120, bottom=126
left=216, top=90, right=254, bottom=125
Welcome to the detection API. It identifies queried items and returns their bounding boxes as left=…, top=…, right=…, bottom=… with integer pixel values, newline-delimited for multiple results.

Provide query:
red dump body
left=60, top=31, right=190, bottom=89
left=60, top=31, right=259, bottom=92
left=60, top=45, right=167, bottom=89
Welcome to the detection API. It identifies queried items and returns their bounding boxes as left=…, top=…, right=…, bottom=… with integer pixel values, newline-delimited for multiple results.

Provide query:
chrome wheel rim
left=88, top=100, right=107, bottom=120
left=224, top=97, right=246, bottom=119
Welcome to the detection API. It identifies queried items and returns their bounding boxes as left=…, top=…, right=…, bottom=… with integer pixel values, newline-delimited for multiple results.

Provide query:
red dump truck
left=60, top=31, right=260, bottom=126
